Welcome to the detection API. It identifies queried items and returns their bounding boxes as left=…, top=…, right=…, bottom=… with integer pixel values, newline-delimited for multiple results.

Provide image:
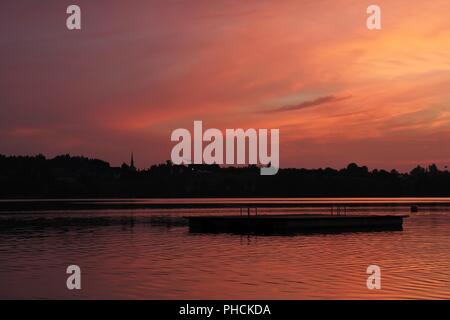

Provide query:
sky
left=1, top=0, right=450, bottom=171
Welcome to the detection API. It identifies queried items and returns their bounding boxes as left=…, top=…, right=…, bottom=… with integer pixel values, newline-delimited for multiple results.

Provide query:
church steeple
left=130, top=152, right=136, bottom=170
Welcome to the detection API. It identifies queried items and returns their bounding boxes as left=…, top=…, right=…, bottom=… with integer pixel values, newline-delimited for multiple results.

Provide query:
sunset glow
left=1, top=0, right=450, bottom=170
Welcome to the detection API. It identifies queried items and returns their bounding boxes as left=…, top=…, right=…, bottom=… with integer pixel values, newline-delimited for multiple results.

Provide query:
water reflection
left=0, top=206, right=449, bottom=299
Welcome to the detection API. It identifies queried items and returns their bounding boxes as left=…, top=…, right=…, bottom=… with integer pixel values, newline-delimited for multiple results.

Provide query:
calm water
left=0, top=199, right=449, bottom=299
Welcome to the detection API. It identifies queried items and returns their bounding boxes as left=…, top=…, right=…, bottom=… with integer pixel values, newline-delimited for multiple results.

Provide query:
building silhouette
left=130, top=153, right=136, bottom=171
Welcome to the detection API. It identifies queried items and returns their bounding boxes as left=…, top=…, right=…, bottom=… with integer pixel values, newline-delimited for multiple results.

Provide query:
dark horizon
left=1, top=152, right=448, bottom=174
left=1, top=153, right=450, bottom=199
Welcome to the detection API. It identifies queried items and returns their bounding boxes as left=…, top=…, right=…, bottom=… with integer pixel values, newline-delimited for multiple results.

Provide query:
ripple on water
left=0, top=207, right=449, bottom=299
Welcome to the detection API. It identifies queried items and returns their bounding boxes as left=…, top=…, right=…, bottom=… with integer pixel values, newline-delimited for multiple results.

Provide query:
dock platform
left=185, top=214, right=408, bottom=234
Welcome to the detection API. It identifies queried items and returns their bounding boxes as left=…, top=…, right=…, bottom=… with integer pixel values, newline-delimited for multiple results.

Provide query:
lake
left=0, top=198, right=449, bottom=299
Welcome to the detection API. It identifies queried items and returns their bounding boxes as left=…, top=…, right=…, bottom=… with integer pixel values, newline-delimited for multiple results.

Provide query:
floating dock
left=185, top=214, right=408, bottom=234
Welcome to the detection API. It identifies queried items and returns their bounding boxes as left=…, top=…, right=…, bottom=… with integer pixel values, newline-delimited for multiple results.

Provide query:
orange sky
left=1, top=0, right=450, bottom=170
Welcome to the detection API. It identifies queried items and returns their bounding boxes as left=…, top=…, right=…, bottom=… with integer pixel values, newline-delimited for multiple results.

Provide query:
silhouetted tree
left=0, top=154, right=449, bottom=198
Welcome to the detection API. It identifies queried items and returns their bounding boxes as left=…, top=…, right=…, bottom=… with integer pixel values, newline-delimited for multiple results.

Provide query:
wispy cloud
left=269, top=94, right=352, bottom=113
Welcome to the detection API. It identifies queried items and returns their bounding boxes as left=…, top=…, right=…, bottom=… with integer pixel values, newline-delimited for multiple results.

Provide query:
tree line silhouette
left=1, top=154, right=449, bottom=198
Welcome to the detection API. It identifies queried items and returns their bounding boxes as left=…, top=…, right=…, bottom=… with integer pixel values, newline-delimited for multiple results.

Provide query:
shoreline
left=1, top=197, right=450, bottom=212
